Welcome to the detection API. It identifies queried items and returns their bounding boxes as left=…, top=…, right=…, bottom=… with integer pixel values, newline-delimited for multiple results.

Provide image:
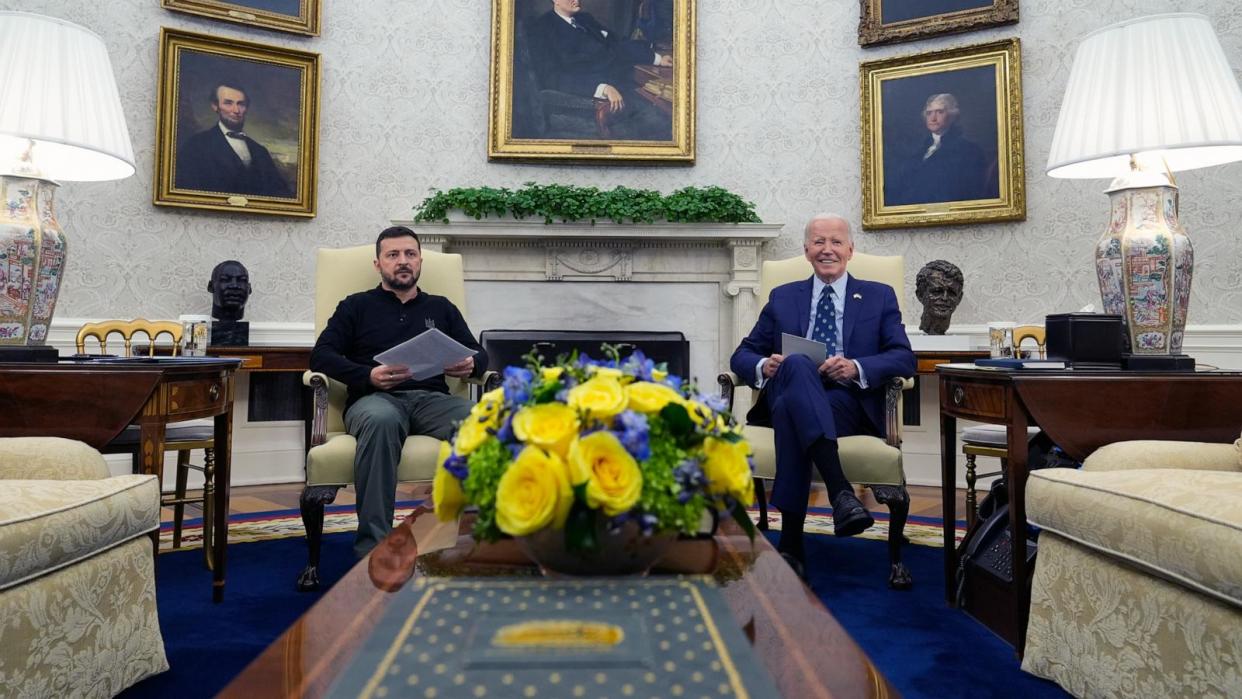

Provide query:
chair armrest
left=463, top=370, right=500, bottom=401
left=303, top=371, right=344, bottom=447
left=0, top=437, right=110, bottom=480
left=883, top=377, right=914, bottom=449
left=1084, top=440, right=1241, bottom=473
left=716, top=371, right=741, bottom=411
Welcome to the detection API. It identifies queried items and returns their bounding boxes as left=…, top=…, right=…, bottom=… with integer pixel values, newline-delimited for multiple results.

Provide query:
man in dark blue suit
left=528, top=0, right=672, bottom=140
left=731, top=214, right=915, bottom=573
left=175, top=82, right=292, bottom=198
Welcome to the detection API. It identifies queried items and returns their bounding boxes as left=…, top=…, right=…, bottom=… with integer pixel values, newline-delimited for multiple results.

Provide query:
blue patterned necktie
left=811, top=287, right=839, bottom=356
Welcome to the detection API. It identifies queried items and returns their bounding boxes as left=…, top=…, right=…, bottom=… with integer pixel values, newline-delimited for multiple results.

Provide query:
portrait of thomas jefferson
left=880, top=66, right=1000, bottom=207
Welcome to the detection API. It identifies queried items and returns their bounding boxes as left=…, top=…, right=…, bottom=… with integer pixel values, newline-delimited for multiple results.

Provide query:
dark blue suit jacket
left=730, top=274, right=915, bottom=437
left=175, top=125, right=292, bottom=198
left=529, top=10, right=655, bottom=98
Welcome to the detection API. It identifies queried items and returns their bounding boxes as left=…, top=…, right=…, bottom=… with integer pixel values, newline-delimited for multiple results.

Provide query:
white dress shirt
left=755, top=273, right=867, bottom=389
left=219, top=121, right=252, bottom=167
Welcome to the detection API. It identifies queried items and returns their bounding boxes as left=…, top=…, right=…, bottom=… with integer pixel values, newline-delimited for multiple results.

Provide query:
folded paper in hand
left=781, top=333, right=827, bottom=364
left=374, top=328, right=477, bottom=380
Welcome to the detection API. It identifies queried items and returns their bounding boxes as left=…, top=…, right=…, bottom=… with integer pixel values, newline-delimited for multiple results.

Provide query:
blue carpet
left=121, top=519, right=1068, bottom=698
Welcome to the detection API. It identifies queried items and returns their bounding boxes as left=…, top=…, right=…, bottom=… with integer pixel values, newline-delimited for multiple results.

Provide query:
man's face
left=212, top=263, right=250, bottom=309
left=212, top=86, right=249, bottom=131
left=375, top=236, right=422, bottom=292
left=923, top=99, right=953, bottom=135
left=553, top=0, right=581, bottom=15
left=920, top=271, right=962, bottom=317
left=803, top=219, right=854, bottom=283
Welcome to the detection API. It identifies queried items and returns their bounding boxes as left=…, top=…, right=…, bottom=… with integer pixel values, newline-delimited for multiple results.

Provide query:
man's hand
left=371, top=364, right=412, bottom=390
left=602, top=84, right=624, bottom=112
left=762, top=353, right=784, bottom=379
left=819, top=356, right=858, bottom=383
left=444, top=356, right=475, bottom=378
left=657, top=54, right=672, bottom=67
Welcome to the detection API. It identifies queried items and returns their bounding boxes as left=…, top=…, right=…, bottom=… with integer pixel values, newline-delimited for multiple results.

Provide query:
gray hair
left=803, top=213, right=853, bottom=243
left=923, top=93, right=960, bottom=117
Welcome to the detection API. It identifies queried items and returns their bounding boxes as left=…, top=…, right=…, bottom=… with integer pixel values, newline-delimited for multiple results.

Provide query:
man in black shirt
left=310, top=226, right=488, bottom=557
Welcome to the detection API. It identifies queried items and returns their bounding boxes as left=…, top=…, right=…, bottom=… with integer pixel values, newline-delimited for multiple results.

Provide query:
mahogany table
left=0, top=358, right=241, bottom=602
left=220, top=509, right=896, bottom=698
left=937, top=363, right=1242, bottom=653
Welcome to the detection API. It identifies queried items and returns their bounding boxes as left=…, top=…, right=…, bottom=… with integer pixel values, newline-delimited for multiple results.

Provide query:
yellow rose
left=568, top=432, right=643, bottom=516
left=540, top=366, right=565, bottom=382
left=651, top=369, right=668, bottom=382
left=454, top=416, right=492, bottom=455
left=586, top=365, right=624, bottom=381
left=567, top=376, right=628, bottom=421
left=625, top=381, right=683, bottom=414
left=432, top=441, right=466, bottom=522
left=495, top=446, right=573, bottom=536
left=512, top=403, right=580, bottom=457
left=701, top=437, right=754, bottom=504
left=469, top=387, right=505, bottom=424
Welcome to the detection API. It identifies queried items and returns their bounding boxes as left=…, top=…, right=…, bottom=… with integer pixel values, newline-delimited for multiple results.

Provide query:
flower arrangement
left=432, top=347, right=756, bottom=562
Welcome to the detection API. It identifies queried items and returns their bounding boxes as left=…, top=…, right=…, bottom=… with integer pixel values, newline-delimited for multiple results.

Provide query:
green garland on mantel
left=411, top=182, right=761, bottom=225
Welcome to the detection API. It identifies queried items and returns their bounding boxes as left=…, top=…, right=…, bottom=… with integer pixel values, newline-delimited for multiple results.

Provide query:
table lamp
left=0, top=12, right=134, bottom=361
left=1046, top=13, right=1242, bottom=370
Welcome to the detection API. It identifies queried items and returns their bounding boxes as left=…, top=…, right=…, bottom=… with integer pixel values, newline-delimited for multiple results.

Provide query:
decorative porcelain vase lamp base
left=0, top=12, right=135, bottom=360
left=1096, top=162, right=1195, bottom=370
left=1047, top=12, right=1242, bottom=371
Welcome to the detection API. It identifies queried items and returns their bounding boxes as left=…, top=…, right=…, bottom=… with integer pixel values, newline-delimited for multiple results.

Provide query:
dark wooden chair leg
left=753, top=476, right=769, bottom=531
left=871, top=484, right=913, bottom=590
left=201, top=447, right=215, bottom=571
left=173, top=449, right=190, bottom=549
left=297, top=485, right=341, bottom=592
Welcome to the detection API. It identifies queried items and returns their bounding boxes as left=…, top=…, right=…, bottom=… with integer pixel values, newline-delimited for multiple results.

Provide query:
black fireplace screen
left=479, top=329, right=689, bottom=379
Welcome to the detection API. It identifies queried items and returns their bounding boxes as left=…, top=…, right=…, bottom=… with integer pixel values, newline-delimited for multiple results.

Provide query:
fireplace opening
left=479, top=329, right=690, bottom=379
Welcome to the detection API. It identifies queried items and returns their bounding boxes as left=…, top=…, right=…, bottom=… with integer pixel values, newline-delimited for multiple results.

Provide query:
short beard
left=382, top=269, right=419, bottom=291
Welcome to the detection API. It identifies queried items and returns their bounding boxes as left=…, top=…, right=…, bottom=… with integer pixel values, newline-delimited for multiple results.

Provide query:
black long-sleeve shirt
left=310, top=286, right=489, bottom=408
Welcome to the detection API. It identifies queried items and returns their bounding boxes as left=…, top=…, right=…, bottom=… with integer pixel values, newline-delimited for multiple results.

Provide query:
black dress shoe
left=779, top=551, right=807, bottom=580
left=831, top=490, right=874, bottom=537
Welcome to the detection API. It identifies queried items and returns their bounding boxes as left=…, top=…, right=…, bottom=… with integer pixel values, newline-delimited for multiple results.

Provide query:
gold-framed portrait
left=153, top=29, right=320, bottom=218
left=161, top=0, right=321, bottom=37
left=860, top=38, right=1025, bottom=230
left=858, top=0, right=1018, bottom=47
left=487, top=0, right=696, bottom=163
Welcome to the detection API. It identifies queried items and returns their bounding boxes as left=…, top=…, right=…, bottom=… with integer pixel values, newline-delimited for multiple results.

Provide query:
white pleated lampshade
left=1047, top=13, right=1242, bottom=179
left=0, top=11, right=134, bottom=181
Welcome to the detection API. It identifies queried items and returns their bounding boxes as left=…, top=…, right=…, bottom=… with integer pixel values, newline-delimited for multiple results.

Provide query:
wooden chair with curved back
left=718, top=252, right=916, bottom=589
left=960, top=324, right=1046, bottom=526
left=76, top=318, right=216, bottom=558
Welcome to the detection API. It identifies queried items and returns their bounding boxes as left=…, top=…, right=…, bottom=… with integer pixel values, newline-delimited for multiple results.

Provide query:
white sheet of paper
left=373, top=328, right=477, bottom=380
left=781, top=333, right=827, bottom=364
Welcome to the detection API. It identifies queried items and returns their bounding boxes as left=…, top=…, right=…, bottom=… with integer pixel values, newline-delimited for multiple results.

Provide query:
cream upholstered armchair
left=1022, top=439, right=1242, bottom=698
left=296, top=245, right=489, bottom=591
left=0, top=437, right=167, bottom=695
left=718, top=252, right=915, bottom=589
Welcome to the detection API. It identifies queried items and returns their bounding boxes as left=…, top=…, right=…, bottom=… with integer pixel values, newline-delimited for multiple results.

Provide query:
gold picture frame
left=860, top=38, right=1025, bottom=230
left=487, top=0, right=696, bottom=163
left=858, top=0, right=1018, bottom=47
left=161, top=0, right=321, bottom=37
left=153, top=28, right=320, bottom=218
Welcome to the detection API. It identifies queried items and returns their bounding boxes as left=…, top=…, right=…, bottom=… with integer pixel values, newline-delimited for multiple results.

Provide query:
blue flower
left=502, top=366, right=533, bottom=405
left=443, top=450, right=469, bottom=480
left=495, top=412, right=516, bottom=444
left=620, top=350, right=656, bottom=381
left=612, top=410, right=651, bottom=460
left=674, top=458, right=706, bottom=503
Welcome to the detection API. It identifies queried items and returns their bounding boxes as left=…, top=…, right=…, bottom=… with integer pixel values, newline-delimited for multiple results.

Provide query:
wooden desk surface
left=221, top=510, right=895, bottom=699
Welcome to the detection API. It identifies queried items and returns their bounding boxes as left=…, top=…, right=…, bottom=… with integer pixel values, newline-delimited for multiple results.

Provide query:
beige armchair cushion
left=0, top=437, right=110, bottom=481
left=744, top=425, right=903, bottom=486
left=0, top=475, right=160, bottom=591
left=1027, top=467, right=1242, bottom=609
left=1083, top=439, right=1241, bottom=473
left=306, top=433, right=442, bottom=486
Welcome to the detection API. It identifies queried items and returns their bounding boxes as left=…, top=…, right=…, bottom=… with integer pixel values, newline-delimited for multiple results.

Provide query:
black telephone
left=955, top=479, right=1038, bottom=608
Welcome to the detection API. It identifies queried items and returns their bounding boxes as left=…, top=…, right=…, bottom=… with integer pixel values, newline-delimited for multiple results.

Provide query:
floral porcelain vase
left=0, top=176, right=64, bottom=344
left=1095, top=177, right=1191, bottom=355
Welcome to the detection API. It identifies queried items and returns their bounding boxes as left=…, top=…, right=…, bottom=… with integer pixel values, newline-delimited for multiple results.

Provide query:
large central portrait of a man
left=489, top=0, right=695, bottom=163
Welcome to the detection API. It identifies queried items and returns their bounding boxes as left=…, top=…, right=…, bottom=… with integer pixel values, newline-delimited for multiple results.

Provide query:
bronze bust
left=915, top=260, right=964, bottom=335
left=208, top=260, right=251, bottom=345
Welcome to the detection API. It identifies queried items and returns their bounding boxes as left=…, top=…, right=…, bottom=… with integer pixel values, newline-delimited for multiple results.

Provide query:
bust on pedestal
left=915, top=260, right=963, bottom=335
left=209, top=260, right=251, bottom=346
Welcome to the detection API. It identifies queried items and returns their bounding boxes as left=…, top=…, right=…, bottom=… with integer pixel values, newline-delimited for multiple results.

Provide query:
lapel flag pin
left=853, top=292, right=862, bottom=300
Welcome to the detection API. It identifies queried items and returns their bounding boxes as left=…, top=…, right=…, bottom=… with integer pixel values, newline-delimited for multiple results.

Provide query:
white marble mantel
left=393, top=218, right=783, bottom=383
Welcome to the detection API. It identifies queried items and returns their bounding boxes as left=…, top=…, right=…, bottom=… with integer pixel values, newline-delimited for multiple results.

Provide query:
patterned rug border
left=160, top=501, right=965, bottom=551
